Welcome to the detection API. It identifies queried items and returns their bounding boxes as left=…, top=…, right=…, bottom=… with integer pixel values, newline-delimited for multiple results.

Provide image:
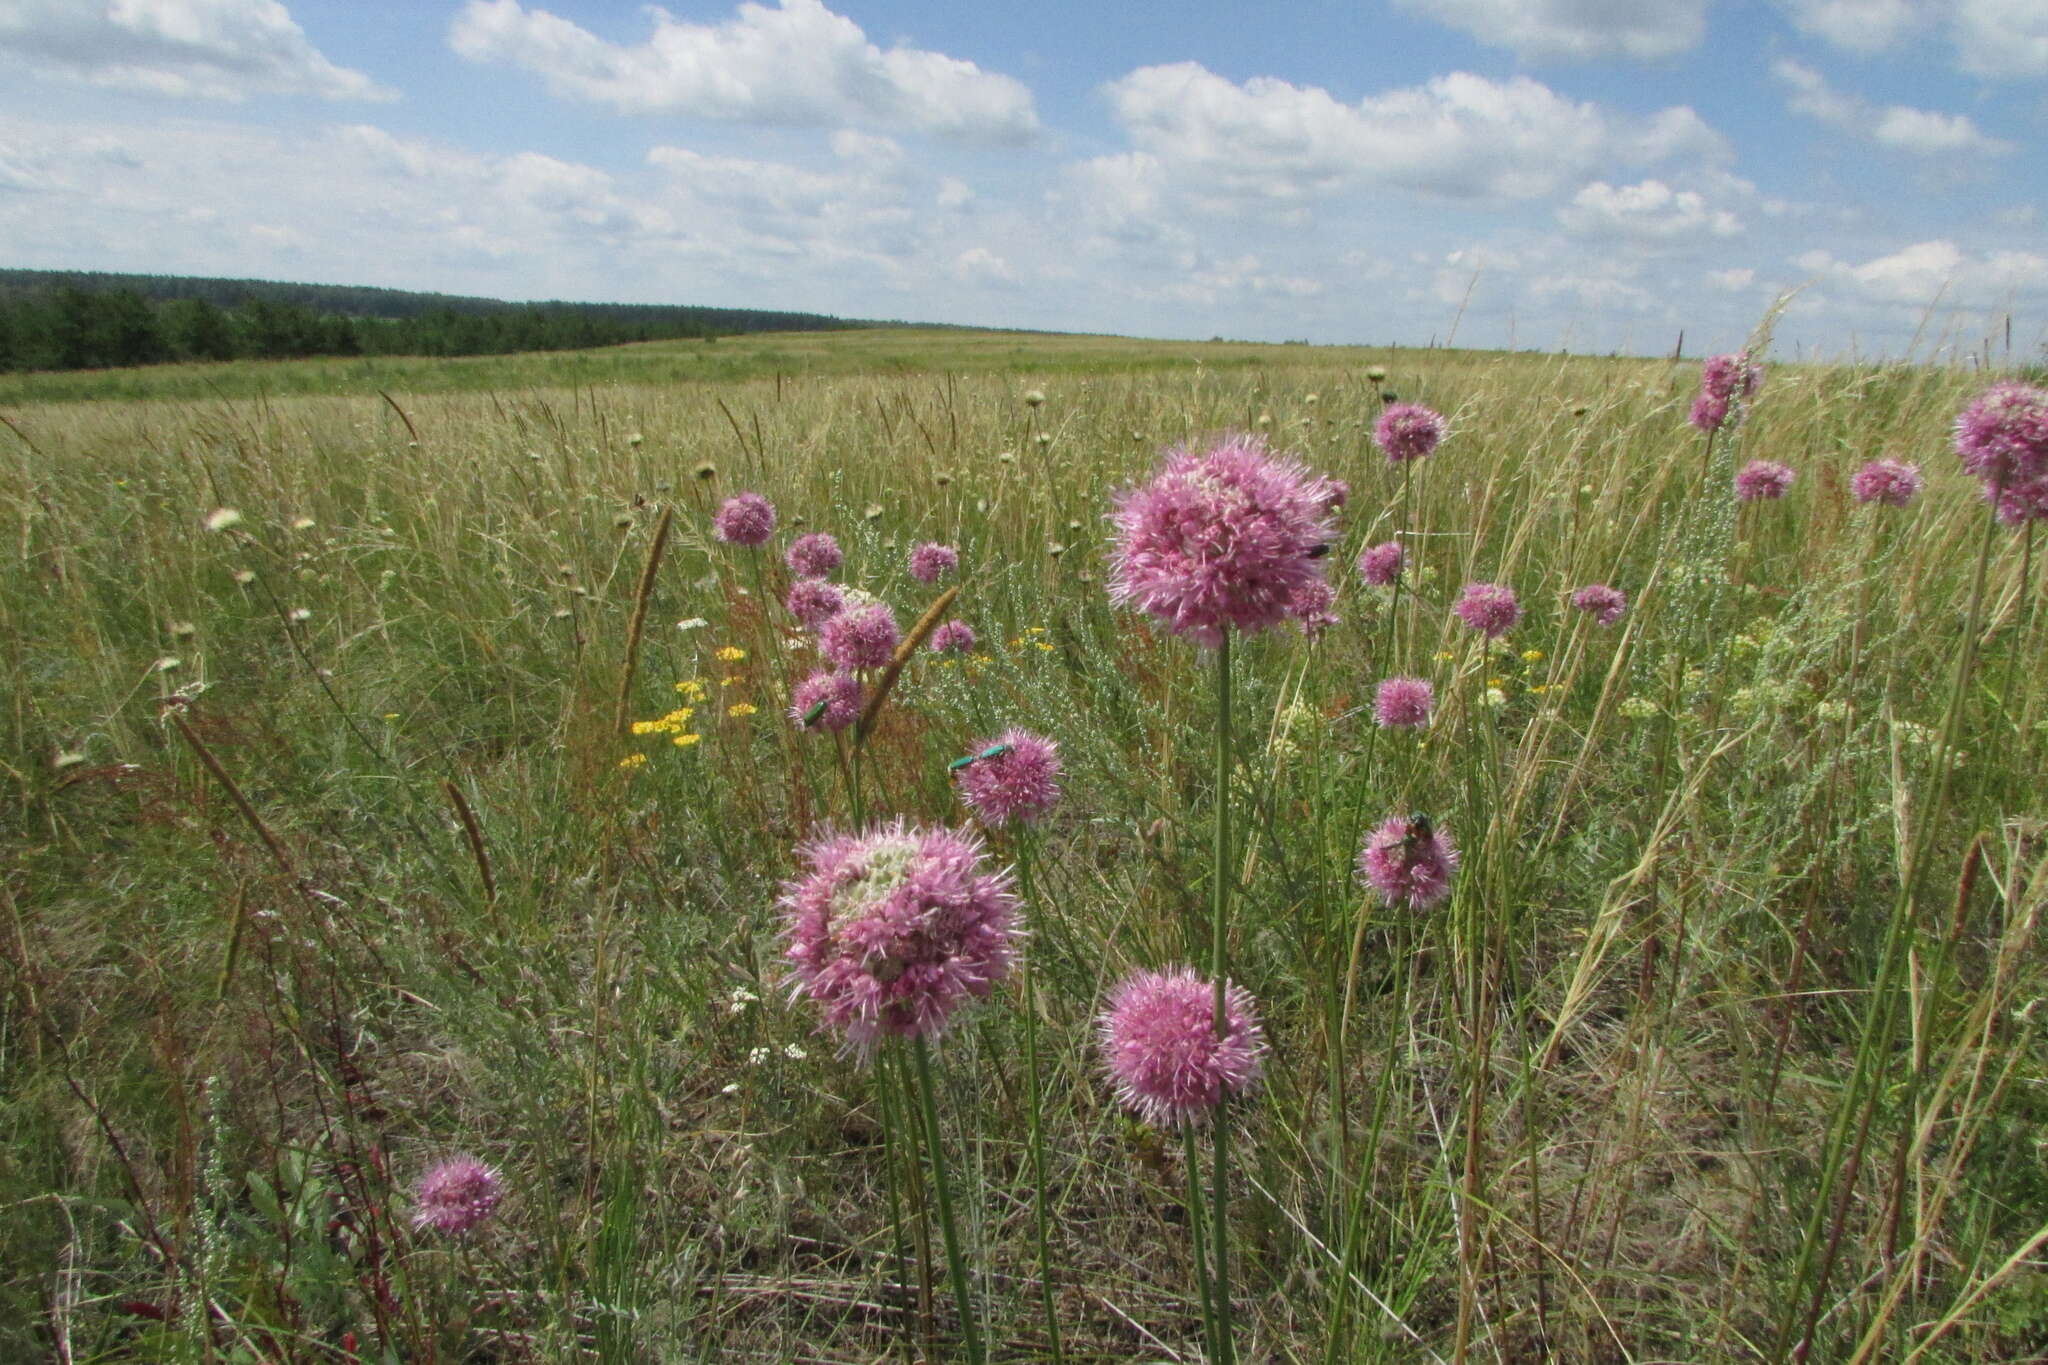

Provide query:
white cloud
left=448, top=0, right=1038, bottom=141
left=1393, top=0, right=1708, bottom=60
left=0, top=0, right=393, bottom=101
left=1771, top=59, right=2010, bottom=158
left=1774, top=0, right=1932, bottom=53
left=1796, top=239, right=2048, bottom=305
left=953, top=247, right=1015, bottom=283
left=1099, top=63, right=1726, bottom=208
left=1707, top=266, right=1756, bottom=290
left=1951, top=0, right=2048, bottom=76
left=1558, top=179, right=1742, bottom=240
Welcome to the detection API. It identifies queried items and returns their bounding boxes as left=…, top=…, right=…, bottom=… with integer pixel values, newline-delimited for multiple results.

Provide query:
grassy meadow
left=3, top=329, right=2046, bottom=1363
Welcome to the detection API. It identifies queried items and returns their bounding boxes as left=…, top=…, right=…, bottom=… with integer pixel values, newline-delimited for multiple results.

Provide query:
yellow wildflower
left=728, top=703, right=758, bottom=718
left=672, top=733, right=702, bottom=747
left=715, top=646, right=746, bottom=662
left=1434, top=650, right=1455, bottom=662
left=1521, top=649, right=1544, bottom=663
left=1035, top=641, right=1054, bottom=652
left=721, top=674, right=742, bottom=687
left=630, top=720, right=663, bottom=736
left=618, top=752, right=648, bottom=769
left=674, top=678, right=707, bottom=700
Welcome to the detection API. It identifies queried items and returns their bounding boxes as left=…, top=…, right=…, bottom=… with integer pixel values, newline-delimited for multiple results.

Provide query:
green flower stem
left=1210, top=631, right=1238, bottom=1365
left=912, top=1034, right=985, bottom=1365
left=1014, top=841, right=1065, bottom=1364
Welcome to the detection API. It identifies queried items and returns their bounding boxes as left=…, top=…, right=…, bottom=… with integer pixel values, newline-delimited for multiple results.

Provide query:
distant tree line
left=0, top=270, right=869, bottom=373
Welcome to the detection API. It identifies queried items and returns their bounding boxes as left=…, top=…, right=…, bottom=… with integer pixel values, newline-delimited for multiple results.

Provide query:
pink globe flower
left=1097, top=967, right=1266, bottom=1128
left=1954, top=383, right=2048, bottom=487
left=1690, top=353, right=1763, bottom=432
left=820, top=602, right=900, bottom=671
left=1374, top=676, right=1434, bottom=728
left=412, top=1157, right=504, bottom=1236
left=1992, top=473, right=2048, bottom=526
left=953, top=728, right=1062, bottom=826
left=1289, top=577, right=1340, bottom=640
left=781, top=822, right=1018, bottom=1052
left=1453, top=581, right=1521, bottom=638
left=1571, top=583, right=1628, bottom=626
left=1688, top=393, right=1730, bottom=434
left=1374, top=403, right=1446, bottom=464
left=929, top=619, right=976, bottom=654
left=713, top=492, right=776, bottom=547
left=1358, top=814, right=1459, bottom=910
left=1850, top=459, right=1923, bottom=508
left=1735, top=459, right=1795, bottom=502
left=1108, top=434, right=1339, bottom=649
left=1357, top=540, right=1405, bottom=588
left=786, top=532, right=843, bottom=577
left=790, top=670, right=862, bottom=733
left=786, top=578, right=846, bottom=629
left=908, top=542, right=959, bottom=584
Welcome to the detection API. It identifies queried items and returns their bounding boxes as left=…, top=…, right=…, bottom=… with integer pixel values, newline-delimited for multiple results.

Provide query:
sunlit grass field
left=4, top=329, right=2045, bottom=1363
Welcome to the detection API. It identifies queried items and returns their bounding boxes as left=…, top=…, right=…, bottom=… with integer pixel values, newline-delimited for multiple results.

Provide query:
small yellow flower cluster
left=720, top=674, right=743, bottom=687
left=1520, top=649, right=1544, bottom=664
left=674, top=678, right=708, bottom=701
left=728, top=702, right=758, bottom=718
left=619, top=752, right=648, bottom=769
left=715, top=645, right=747, bottom=663
left=631, top=705, right=696, bottom=736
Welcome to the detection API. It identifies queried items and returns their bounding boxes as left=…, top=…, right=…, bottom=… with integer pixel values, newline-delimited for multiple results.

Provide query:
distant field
left=4, top=333, right=2044, bottom=1363
left=0, top=326, right=1465, bottom=406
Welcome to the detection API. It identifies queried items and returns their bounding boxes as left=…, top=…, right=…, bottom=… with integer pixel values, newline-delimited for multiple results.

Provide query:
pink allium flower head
left=1108, top=434, right=1339, bottom=649
left=786, top=532, right=843, bottom=577
left=1954, top=383, right=2048, bottom=487
left=1290, top=577, right=1340, bottom=640
left=713, top=492, right=776, bottom=547
left=929, top=619, right=976, bottom=654
left=908, top=541, right=959, bottom=584
left=781, top=821, right=1018, bottom=1051
left=1374, top=403, right=1446, bottom=464
left=1097, top=967, right=1266, bottom=1128
left=1357, top=540, right=1405, bottom=588
left=954, top=728, right=1062, bottom=826
left=1571, top=583, right=1628, bottom=626
left=786, top=577, right=846, bottom=629
left=1735, top=459, right=1796, bottom=502
left=412, top=1157, right=504, bottom=1236
left=1453, top=581, right=1522, bottom=638
left=790, top=670, right=863, bottom=733
left=1850, top=459, right=1923, bottom=508
left=1992, top=473, right=2048, bottom=526
left=1688, top=393, right=1730, bottom=434
left=1358, top=814, right=1459, bottom=910
left=1374, top=676, right=1434, bottom=728
left=820, top=602, right=900, bottom=671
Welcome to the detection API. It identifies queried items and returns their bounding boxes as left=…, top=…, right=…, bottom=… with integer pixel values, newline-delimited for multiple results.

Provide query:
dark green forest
left=0, top=269, right=873, bottom=373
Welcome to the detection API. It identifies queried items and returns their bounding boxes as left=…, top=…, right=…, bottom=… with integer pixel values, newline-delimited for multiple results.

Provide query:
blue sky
left=1, top=0, right=2043, bottom=358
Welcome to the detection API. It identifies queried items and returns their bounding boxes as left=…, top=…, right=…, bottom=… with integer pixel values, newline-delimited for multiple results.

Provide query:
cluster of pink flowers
left=909, top=542, right=960, bottom=584
left=1356, top=540, right=1404, bottom=587
left=713, top=492, right=777, bottom=547
left=820, top=603, right=901, bottom=671
left=929, top=619, right=976, bottom=654
left=789, top=670, right=863, bottom=733
left=1374, top=677, right=1434, bottom=729
left=1735, top=459, right=1796, bottom=503
left=786, top=532, right=843, bottom=577
left=1108, top=435, right=1340, bottom=649
left=1453, top=581, right=1522, bottom=638
left=1097, top=968, right=1266, bottom=1128
left=1571, top=583, right=1628, bottom=626
left=412, top=1157, right=504, bottom=1236
left=1955, top=383, right=2048, bottom=525
left=1850, top=459, right=1923, bottom=508
left=1358, top=815, right=1459, bottom=910
left=953, top=729, right=1063, bottom=826
left=1689, top=353, right=1764, bottom=433
left=786, top=578, right=846, bottom=628
left=1289, top=578, right=1340, bottom=639
left=782, top=822, right=1018, bottom=1051
left=1374, top=404, right=1446, bottom=464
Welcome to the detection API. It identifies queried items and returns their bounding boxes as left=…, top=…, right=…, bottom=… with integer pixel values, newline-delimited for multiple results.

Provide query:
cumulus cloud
left=1558, top=179, right=1742, bottom=240
left=1099, top=63, right=1726, bottom=207
left=1951, top=0, right=2048, bottom=77
left=1393, top=0, right=1708, bottom=60
left=0, top=0, right=393, bottom=101
left=1795, top=239, right=2048, bottom=305
left=448, top=0, right=1038, bottom=141
left=1773, top=0, right=2048, bottom=78
left=1773, top=0, right=1931, bottom=53
left=1772, top=60, right=2010, bottom=158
